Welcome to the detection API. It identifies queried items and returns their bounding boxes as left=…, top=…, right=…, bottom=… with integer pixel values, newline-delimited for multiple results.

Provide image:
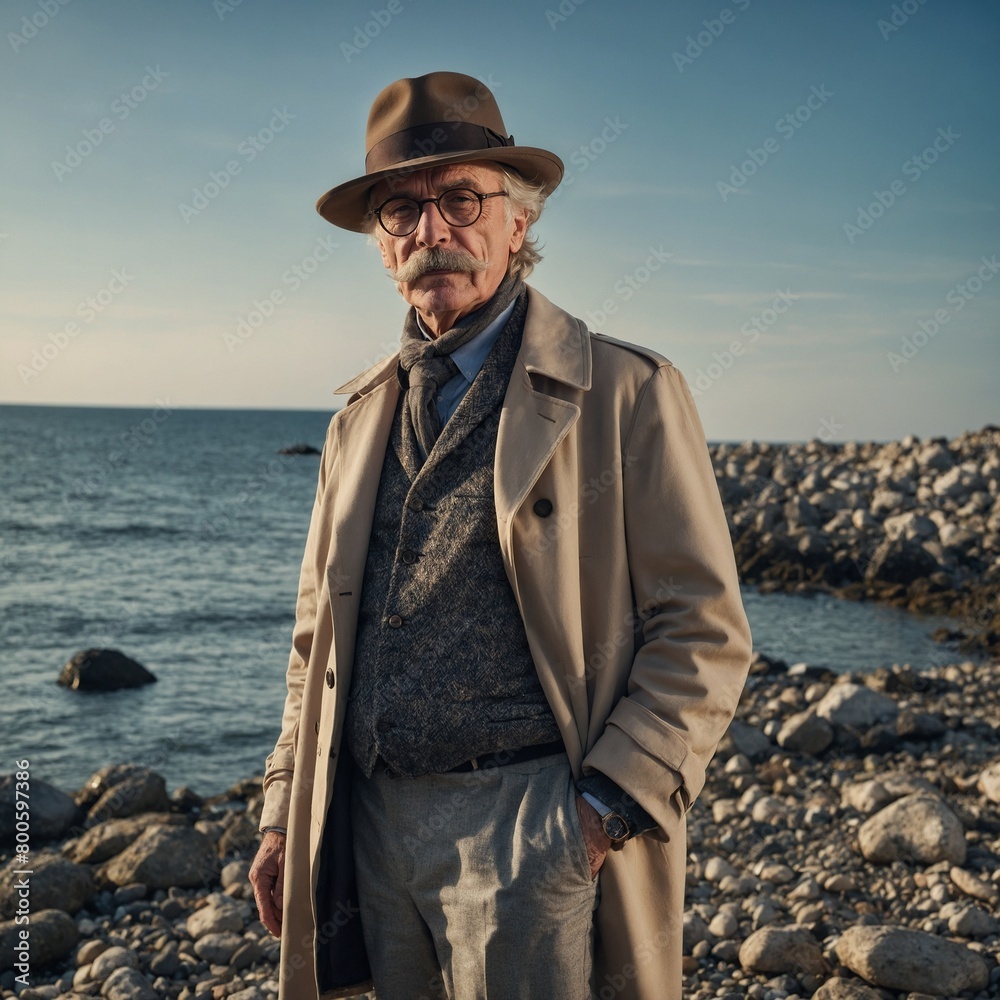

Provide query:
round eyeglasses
left=373, top=188, right=508, bottom=237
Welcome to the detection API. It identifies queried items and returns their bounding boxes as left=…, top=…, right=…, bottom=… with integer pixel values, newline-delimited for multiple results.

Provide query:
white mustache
left=388, top=247, right=489, bottom=283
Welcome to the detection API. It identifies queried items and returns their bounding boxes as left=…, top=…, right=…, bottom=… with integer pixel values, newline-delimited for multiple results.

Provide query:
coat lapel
left=494, top=286, right=591, bottom=524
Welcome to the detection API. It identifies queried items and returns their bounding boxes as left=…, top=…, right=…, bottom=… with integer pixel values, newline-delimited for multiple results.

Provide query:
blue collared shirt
left=418, top=299, right=517, bottom=426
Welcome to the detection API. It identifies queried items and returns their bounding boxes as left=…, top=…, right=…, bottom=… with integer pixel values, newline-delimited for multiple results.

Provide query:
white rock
left=950, top=865, right=1000, bottom=903
left=835, top=925, right=989, bottom=994
left=704, top=857, right=737, bottom=882
left=90, top=946, right=137, bottom=982
left=751, top=796, right=786, bottom=824
left=186, top=893, right=245, bottom=939
left=708, top=911, right=739, bottom=938
left=858, top=794, right=966, bottom=865
left=193, top=931, right=244, bottom=965
left=977, top=759, right=1000, bottom=803
left=815, top=683, right=898, bottom=730
left=948, top=903, right=1000, bottom=938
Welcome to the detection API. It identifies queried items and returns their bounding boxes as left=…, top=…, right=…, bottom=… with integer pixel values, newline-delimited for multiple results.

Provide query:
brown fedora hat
left=316, top=71, right=564, bottom=232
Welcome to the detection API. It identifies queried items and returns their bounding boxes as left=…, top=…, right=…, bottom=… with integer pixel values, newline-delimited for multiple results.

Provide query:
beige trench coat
left=260, top=286, right=752, bottom=1000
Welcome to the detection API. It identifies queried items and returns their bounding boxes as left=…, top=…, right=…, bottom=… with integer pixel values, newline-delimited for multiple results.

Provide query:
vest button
left=325, top=668, right=335, bottom=688
left=533, top=498, right=553, bottom=518
left=388, top=614, right=403, bottom=628
left=408, top=497, right=425, bottom=511
left=401, top=550, right=419, bottom=565
left=377, top=719, right=392, bottom=733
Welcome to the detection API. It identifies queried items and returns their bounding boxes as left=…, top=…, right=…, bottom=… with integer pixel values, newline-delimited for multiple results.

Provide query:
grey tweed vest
left=346, top=295, right=560, bottom=778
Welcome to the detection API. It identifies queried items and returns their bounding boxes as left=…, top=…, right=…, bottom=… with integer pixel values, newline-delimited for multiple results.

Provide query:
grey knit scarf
left=398, top=272, right=524, bottom=461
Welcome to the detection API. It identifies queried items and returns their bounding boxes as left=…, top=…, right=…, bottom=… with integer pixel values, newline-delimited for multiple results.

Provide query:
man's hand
left=249, top=829, right=286, bottom=937
left=575, top=795, right=612, bottom=880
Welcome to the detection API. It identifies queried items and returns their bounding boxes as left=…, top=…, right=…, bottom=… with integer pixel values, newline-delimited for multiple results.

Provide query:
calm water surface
left=0, top=405, right=960, bottom=796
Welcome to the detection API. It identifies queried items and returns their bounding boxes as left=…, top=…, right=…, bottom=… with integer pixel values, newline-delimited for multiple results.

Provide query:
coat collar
left=333, top=284, right=592, bottom=398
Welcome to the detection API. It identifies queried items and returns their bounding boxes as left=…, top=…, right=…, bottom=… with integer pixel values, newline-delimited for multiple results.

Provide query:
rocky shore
left=3, top=649, right=997, bottom=999
left=2, top=425, right=997, bottom=998
left=712, top=426, right=1000, bottom=656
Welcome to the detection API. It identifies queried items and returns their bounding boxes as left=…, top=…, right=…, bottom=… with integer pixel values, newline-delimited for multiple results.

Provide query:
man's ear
left=508, top=207, right=529, bottom=254
left=378, top=236, right=392, bottom=269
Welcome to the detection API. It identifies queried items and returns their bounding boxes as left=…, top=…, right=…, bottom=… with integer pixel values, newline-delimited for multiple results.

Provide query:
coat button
left=377, top=719, right=392, bottom=734
left=400, top=550, right=419, bottom=565
left=533, top=498, right=553, bottom=518
left=388, top=614, right=403, bottom=628
left=325, top=668, right=335, bottom=688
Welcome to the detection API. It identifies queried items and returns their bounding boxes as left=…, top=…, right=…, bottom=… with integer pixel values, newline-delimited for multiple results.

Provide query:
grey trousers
left=350, top=753, right=599, bottom=1000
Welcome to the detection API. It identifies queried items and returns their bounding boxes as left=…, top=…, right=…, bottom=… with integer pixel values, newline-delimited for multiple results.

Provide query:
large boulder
left=776, top=708, right=833, bottom=755
left=835, top=925, right=989, bottom=995
left=0, top=909, right=78, bottom=972
left=57, top=648, right=156, bottom=691
left=101, top=825, right=218, bottom=889
left=738, top=926, right=827, bottom=976
left=814, top=683, right=897, bottom=730
left=857, top=793, right=966, bottom=865
left=75, top=765, right=170, bottom=825
left=65, top=812, right=186, bottom=864
left=0, top=775, right=80, bottom=845
left=0, top=853, right=94, bottom=918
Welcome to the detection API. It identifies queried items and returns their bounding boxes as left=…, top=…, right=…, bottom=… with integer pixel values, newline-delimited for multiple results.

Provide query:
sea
left=0, top=404, right=963, bottom=798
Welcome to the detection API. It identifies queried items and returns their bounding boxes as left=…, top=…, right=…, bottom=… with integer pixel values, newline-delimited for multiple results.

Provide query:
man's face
left=371, top=162, right=528, bottom=334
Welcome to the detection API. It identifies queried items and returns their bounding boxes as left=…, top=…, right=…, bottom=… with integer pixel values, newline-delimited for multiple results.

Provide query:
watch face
left=602, top=813, right=629, bottom=842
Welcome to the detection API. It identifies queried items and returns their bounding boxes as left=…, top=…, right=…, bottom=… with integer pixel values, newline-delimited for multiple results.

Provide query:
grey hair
left=498, top=166, right=548, bottom=280
left=363, top=164, right=550, bottom=279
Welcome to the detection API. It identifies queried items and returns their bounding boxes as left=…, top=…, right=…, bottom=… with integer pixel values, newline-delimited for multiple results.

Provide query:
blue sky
left=1, top=0, right=997, bottom=441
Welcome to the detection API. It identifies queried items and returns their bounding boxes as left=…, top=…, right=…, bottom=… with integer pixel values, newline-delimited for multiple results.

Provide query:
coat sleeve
left=259, top=423, right=335, bottom=831
left=581, top=363, right=752, bottom=835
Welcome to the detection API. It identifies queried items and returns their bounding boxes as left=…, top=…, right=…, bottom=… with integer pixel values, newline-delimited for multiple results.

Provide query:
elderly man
left=249, top=72, right=751, bottom=1000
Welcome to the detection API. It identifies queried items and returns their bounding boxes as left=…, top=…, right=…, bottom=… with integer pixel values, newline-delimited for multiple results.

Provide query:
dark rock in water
left=57, top=648, right=156, bottom=691
left=0, top=853, right=93, bottom=918
left=101, top=825, right=218, bottom=889
left=76, top=765, right=171, bottom=826
left=0, top=909, right=78, bottom=972
left=278, top=443, right=320, bottom=455
left=0, top=775, right=79, bottom=845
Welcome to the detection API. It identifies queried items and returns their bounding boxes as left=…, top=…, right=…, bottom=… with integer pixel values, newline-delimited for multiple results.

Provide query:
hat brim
left=316, top=146, right=564, bottom=233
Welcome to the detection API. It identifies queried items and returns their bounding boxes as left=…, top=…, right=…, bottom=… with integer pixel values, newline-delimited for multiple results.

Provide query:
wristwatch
left=600, top=811, right=631, bottom=850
